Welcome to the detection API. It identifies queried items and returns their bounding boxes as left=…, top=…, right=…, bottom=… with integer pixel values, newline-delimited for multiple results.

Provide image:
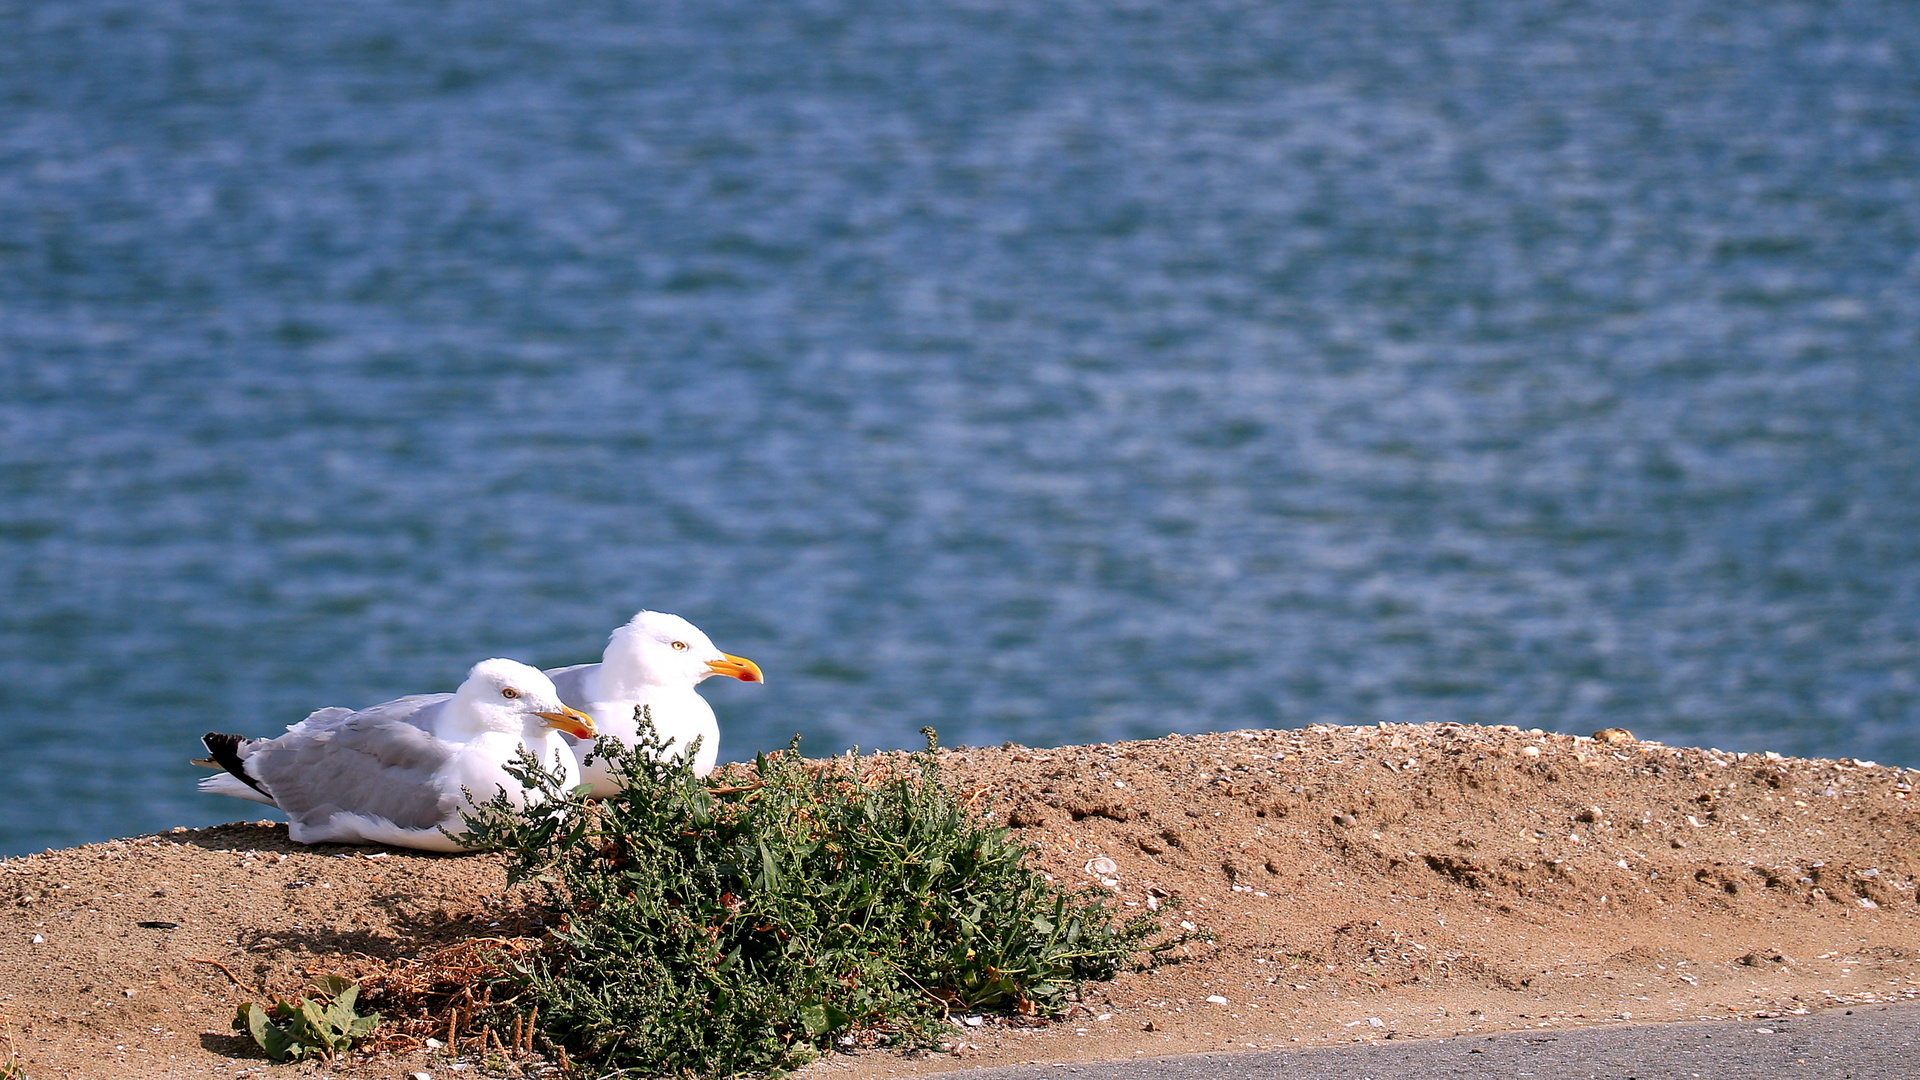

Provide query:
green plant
left=233, top=975, right=380, bottom=1062
left=461, top=715, right=1182, bottom=1077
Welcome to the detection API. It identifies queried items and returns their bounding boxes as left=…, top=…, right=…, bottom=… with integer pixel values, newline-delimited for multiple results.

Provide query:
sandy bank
left=2, top=723, right=1916, bottom=1078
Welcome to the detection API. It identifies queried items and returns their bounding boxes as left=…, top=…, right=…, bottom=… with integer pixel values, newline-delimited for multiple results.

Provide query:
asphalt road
left=959, top=1002, right=1919, bottom=1080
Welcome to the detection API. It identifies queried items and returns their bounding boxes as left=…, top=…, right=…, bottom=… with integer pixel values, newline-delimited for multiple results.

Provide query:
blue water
left=3, top=0, right=1918, bottom=856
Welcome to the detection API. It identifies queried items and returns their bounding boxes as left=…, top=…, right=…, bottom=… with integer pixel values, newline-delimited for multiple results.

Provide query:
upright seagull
left=197, top=658, right=595, bottom=851
left=546, top=610, right=764, bottom=794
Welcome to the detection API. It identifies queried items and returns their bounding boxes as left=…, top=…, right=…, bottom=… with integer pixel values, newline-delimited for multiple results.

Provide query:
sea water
left=2, top=0, right=1917, bottom=854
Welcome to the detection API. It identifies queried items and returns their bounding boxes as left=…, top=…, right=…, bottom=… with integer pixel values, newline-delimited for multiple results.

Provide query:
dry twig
left=187, top=956, right=260, bottom=995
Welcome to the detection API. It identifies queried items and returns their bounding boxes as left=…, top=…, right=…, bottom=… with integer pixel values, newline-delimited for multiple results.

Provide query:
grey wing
left=282, top=693, right=452, bottom=736
left=544, top=663, right=599, bottom=707
left=283, top=706, right=353, bottom=734
left=248, top=716, right=458, bottom=831
left=345, top=693, right=453, bottom=729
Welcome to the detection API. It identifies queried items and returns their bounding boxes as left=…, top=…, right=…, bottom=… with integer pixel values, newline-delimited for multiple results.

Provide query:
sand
left=2, top=722, right=1916, bottom=1078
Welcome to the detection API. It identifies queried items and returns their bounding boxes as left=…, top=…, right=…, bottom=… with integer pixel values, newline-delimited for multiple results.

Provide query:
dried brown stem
left=187, top=957, right=260, bottom=995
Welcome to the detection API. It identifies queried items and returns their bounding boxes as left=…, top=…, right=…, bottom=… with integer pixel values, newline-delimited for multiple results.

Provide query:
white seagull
left=196, top=658, right=596, bottom=851
left=545, top=610, right=764, bottom=794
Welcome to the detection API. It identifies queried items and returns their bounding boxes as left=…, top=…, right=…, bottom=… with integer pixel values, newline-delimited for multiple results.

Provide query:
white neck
left=596, top=649, right=650, bottom=698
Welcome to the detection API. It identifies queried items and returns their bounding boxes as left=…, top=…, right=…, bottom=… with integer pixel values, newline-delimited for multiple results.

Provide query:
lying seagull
left=546, top=610, right=763, bottom=793
left=196, top=658, right=596, bottom=851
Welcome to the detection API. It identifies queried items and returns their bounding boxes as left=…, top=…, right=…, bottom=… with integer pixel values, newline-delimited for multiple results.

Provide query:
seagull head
left=454, top=658, right=597, bottom=739
left=603, top=610, right=765, bottom=690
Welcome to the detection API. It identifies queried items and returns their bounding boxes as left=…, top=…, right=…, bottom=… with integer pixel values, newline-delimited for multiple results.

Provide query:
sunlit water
left=3, top=0, right=1917, bottom=854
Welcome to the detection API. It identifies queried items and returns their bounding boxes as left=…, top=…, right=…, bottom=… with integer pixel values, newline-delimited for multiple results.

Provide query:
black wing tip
left=201, top=732, right=270, bottom=796
left=201, top=731, right=240, bottom=753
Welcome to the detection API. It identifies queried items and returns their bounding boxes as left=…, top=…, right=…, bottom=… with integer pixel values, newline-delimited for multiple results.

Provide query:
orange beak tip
left=540, top=709, right=597, bottom=739
left=708, top=653, right=766, bottom=685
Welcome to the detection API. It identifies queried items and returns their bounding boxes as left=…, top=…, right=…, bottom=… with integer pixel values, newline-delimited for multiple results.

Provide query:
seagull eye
left=670, top=641, right=688, bottom=651
left=501, top=687, right=519, bottom=699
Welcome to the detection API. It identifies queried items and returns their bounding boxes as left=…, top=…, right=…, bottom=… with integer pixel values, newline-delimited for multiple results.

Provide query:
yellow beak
left=706, top=653, right=765, bottom=684
left=537, top=706, right=597, bottom=739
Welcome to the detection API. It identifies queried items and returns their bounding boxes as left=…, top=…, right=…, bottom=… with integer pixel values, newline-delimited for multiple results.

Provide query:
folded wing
left=247, top=715, right=459, bottom=833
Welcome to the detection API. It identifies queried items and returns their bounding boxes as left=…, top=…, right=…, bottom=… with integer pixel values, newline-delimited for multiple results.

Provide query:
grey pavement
left=957, top=1002, right=1919, bottom=1080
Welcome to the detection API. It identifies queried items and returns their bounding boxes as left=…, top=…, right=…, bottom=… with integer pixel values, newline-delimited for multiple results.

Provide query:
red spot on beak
left=707, top=654, right=765, bottom=684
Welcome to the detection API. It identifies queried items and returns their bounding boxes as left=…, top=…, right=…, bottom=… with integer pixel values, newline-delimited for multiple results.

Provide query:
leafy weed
left=233, top=975, right=380, bottom=1062
left=460, top=715, right=1182, bottom=1077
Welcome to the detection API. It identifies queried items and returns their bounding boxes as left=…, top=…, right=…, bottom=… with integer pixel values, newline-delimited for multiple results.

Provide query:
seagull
left=196, top=658, right=596, bottom=851
left=545, top=610, right=764, bottom=794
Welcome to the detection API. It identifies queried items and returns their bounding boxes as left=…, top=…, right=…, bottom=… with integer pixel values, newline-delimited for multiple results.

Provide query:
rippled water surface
left=3, top=0, right=1918, bottom=853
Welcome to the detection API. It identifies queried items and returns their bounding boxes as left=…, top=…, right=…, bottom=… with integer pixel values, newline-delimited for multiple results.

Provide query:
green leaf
left=298, top=997, right=330, bottom=1034
left=265, top=1027, right=305, bottom=1062
left=312, top=973, right=355, bottom=999
left=234, top=1002, right=265, bottom=1042
left=797, top=1001, right=830, bottom=1037
left=753, top=835, right=782, bottom=892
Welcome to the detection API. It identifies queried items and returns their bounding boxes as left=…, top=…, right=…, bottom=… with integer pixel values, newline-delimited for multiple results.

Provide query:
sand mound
left=2, top=723, right=1915, bottom=1078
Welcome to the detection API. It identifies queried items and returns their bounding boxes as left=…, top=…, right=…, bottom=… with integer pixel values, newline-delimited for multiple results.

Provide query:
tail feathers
left=201, top=733, right=271, bottom=798
left=198, top=771, right=279, bottom=807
